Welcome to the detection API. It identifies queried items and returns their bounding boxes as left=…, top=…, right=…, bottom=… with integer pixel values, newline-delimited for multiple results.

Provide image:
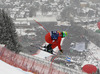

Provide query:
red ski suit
left=45, top=32, right=62, bottom=50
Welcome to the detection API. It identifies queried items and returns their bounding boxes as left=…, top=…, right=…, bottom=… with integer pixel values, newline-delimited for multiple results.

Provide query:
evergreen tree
left=0, top=9, right=21, bottom=53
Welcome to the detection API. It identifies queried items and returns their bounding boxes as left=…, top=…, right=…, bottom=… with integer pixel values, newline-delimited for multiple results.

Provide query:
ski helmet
left=62, top=31, right=67, bottom=37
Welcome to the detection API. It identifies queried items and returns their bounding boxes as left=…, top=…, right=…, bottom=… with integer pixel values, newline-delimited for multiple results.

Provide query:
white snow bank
left=0, top=60, right=33, bottom=74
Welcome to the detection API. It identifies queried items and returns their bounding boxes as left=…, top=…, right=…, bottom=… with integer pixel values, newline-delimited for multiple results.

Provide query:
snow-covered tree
left=0, top=9, right=21, bottom=53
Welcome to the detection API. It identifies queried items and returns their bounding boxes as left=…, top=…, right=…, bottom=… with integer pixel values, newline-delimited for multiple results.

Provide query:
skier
left=44, top=31, right=67, bottom=54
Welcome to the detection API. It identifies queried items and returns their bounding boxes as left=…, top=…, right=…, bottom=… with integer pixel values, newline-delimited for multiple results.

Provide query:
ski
left=30, top=44, right=57, bottom=55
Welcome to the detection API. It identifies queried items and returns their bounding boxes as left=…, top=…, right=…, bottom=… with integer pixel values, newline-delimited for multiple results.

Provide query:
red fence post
left=0, top=47, right=6, bottom=59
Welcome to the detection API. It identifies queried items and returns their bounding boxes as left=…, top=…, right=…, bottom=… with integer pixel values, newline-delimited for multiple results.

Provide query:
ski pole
left=33, top=19, right=49, bottom=33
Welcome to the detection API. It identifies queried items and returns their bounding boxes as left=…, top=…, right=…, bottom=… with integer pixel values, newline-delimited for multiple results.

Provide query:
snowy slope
left=0, top=60, right=33, bottom=74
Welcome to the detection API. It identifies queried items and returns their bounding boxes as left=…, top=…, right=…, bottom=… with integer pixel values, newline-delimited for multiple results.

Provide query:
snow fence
left=0, top=46, right=86, bottom=74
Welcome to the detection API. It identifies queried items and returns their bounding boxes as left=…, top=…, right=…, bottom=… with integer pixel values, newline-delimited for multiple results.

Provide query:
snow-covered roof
left=15, top=16, right=57, bottom=22
left=29, top=16, right=57, bottom=22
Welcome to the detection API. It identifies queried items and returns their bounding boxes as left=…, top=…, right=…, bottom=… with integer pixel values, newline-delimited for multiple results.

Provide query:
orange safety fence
left=0, top=46, right=67, bottom=74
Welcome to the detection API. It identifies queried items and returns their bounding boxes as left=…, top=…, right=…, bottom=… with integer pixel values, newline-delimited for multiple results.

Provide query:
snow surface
left=81, top=41, right=100, bottom=68
left=0, top=60, right=33, bottom=74
left=88, top=41, right=100, bottom=60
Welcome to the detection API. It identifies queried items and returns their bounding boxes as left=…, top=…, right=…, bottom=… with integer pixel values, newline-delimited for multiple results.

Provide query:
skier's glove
left=60, top=49, right=63, bottom=53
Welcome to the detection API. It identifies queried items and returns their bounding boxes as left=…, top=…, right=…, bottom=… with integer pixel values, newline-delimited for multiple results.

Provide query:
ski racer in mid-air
left=44, top=31, right=67, bottom=54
